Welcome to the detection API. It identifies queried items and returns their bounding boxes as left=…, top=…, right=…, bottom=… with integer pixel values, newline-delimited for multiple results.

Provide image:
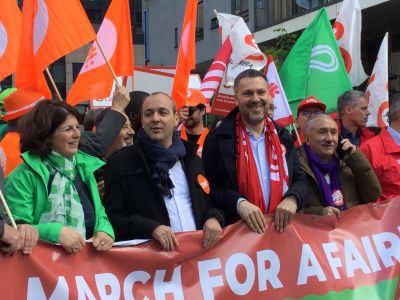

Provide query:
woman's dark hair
left=20, top=100, right=81, bottom=156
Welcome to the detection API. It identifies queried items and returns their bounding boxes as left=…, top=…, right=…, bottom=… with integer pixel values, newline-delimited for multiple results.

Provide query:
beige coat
left=297, top=147, right=381, bottom=215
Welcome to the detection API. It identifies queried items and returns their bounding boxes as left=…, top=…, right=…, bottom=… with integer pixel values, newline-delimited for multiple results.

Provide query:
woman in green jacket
left=5, top=100, right=114, bottom=254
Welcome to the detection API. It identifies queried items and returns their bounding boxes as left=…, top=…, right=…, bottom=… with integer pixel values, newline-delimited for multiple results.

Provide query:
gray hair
left=389, top=93, right=400, bottom=124
left=337, top=90, right=366, bottom=119
left=233, top=69, right=268, bottom=91
left=304, top=114, right=336, bottom=137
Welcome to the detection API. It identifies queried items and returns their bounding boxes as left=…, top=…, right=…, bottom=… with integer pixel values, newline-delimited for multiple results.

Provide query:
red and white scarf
left=236, top=114, right=289, bottom=214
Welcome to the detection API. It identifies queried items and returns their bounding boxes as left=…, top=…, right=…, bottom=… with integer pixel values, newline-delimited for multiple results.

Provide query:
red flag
left=200, top=38, right=232, bottom=102
left=16, top=0, right=96, bottom=97
left=171, top=0, right=198, bottom=109
left=0, top=0, right=22, bottom=81
left=67, top=0, right=134, bottom=106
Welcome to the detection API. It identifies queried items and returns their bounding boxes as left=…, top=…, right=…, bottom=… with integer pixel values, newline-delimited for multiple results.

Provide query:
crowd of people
left=0, top=69, right=397, bottom=256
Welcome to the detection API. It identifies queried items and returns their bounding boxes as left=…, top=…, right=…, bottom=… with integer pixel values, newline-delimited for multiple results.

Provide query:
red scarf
left=236, top=114, right=288, bottom=214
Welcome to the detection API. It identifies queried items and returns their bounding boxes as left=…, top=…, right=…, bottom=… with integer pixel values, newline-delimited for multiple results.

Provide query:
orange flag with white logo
left=16, top=0, right=96, bottom=98
left=0, top=0, right=21, bottom=81
left=67, top=0, right=134, bottom=106
left=171, top=0, right=198, bottom=109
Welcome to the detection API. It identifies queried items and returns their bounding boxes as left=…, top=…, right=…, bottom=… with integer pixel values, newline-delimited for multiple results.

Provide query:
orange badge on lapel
left=197, top=174, right=210, bottom=194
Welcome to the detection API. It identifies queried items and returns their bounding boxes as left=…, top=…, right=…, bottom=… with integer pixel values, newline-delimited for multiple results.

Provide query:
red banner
left=1, top=199, right=399, bottom=299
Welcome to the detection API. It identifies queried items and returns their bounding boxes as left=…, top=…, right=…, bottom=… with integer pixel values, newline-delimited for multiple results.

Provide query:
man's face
left=296, top=107, right=324, bottom=135
left=306, top=117, right=338, bottom=162
left=142, top=94, right=178, bottom=148
left=114, top=113, right=134, bottom=148
left=235, top=76, right=271, bottom=126
left=347, top=96, right=370, bottom=128
left=184, top=106, right=204, bottom=129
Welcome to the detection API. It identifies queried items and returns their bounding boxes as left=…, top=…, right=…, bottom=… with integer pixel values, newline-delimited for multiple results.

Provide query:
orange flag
left=16, top=0, right=96, bottom=98
left=67, top=0, right=134, bottom=106
left=171, top=0, right=198, bottom=109
left=0, top=0, right=22, bottom=81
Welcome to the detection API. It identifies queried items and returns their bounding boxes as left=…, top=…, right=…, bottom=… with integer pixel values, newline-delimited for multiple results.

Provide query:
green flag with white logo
left=280, top=8, right=352, bottom=115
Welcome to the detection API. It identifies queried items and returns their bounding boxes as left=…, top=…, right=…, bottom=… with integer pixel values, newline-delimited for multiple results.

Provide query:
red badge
left=197, top=174, right=210, bottom=194
left=332, top=189, right=344, bottom=206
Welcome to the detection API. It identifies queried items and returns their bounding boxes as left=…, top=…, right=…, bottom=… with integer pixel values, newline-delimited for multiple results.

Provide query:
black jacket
left=203, top=108, right=309, bottom=225
left=104, top=140, right=224, bottom=241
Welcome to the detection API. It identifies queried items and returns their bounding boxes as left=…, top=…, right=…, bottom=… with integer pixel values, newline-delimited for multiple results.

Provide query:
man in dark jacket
left=104, top=92, right=224, bottom=251
left=298, top=115, right=381, bottom=216
left=203, top=69, right=308, bottom=233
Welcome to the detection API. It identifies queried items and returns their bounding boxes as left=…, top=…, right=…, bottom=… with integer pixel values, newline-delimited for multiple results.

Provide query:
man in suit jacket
left=104, top=92, right=224, bottom=251
left=203, top=69, right=308, bottom=233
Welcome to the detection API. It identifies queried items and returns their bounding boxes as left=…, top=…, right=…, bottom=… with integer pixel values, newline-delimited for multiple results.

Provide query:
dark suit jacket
left=104, top=140, right=224, bottom=241
left=203, top=108, right=309, bottom=225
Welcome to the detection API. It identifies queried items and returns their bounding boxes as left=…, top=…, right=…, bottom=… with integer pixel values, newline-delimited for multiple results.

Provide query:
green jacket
left=5, top=151, right=114, bottom=243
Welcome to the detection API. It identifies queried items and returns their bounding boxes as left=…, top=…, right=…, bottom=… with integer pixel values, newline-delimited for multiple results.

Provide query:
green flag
left=280, top=8, right=352, bottom=115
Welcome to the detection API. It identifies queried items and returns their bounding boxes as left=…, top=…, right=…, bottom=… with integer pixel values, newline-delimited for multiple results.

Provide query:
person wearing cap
left=294, top=96, right=326, bottom=148
left=337, top=90, right=380, bottom=147
left=203, top=69, right=308, bottom=233
left=178, top=88, right=209, bottom=157
left=0, top=89, right=45, bottom=176
left=104, top=92, right=224, bottom=250
left=298, top=115, right=381, bottom=216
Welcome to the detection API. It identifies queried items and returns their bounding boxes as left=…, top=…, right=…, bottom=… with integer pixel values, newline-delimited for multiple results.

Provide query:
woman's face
left=49, top=114, right=81, bottom=158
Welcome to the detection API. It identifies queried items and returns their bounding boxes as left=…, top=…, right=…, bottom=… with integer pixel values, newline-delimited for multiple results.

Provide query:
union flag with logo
left=67, top=0, right=134, bottom=106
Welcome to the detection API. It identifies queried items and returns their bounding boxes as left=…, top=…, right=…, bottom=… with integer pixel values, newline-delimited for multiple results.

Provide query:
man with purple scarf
left=297, top=115, right=381, bottom=216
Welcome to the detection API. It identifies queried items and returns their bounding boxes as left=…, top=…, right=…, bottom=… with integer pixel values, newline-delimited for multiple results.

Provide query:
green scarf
left=41, top=151, right=86, bottom=238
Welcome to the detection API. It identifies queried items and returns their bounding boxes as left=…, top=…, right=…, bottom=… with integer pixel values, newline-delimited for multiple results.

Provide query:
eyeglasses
left=300, top=110, right=324, bottom=117
left=188, top=106, right=199, bottom=116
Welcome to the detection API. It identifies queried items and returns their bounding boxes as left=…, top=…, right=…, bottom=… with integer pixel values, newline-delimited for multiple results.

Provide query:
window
left=196, top=0, right=204, bottom=41
left=210, top=17, right=219, bottom=30
left=174, top=27, right=178, bottom=49
left=0, top=75, right=13, bottom=90
left=72, top=63, right=84, bottom=82
left=48, top=58, right=66, bottom=99
left=232, top=0, right=249, bottom=21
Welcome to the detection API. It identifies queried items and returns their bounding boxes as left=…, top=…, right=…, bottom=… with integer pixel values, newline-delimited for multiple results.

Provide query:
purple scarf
left=304, top=145, right=346, bottom=210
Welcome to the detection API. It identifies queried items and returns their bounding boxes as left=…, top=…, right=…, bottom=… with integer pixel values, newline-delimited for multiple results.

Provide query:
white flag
left=265, top=56, right=294, bottom=127
left=366, top=33, right=389, bottom=128
left=217, top=12, right=267, bottom=86
left=334, top=0, right=368, bottom=86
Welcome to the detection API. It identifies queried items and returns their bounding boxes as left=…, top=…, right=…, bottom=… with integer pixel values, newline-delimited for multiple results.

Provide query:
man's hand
left=111, top=86, right=130, bottom=113
left=152, top=225, right=178, bottom=251
left=1, top=223, right=21, bottom=256
left=237, top=200, right=267, bottom=233
left=274, top=196, right=297, bottom=233
left=59, top=227, right=85, bottom=254
left=91, top=231, right=114, bottom=251
left=17, top=224, right=39, bottom=255
left=178, top=105, right=189, bottom=124
left=202, top=217, right=222, bottom=249
left=322, top=206, right=341, bottom=217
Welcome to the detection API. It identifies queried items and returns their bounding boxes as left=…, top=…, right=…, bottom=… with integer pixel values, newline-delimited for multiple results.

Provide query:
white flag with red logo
left=200, top=38, right=232, bottom=102
left=333, top=0, right=368, bottom=87
left=217, top=13, right=267, bottom=86
left=265, top=55, right=294, bottom=127
left=366, top=33, right=388, bottom=128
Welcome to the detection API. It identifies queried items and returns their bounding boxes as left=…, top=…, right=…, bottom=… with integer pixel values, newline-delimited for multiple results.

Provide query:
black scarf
left=137, top=128, right=186, bottom=197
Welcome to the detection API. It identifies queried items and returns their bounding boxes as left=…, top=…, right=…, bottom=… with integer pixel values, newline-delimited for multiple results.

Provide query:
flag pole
left=0, top=190, right=17, bottom=230
left=96, top=38, right=122, bottom=88
left=292, top=124, right=302, bottom=146
left=45, top=68, right=63, bottom=101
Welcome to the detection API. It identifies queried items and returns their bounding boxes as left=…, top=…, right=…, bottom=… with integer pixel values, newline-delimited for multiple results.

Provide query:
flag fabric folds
left=200, top=38, right=232, bottom=102
left=171, top=0, right=198, bottom=109
left=366, top=33, right=389, bottom=128
left=334, top=0, right=368, bottom=87
left=16, top=0, right=96, bottom=98
left=217, top=12, right=267, bottom=86
left=280, top=8, right=352, bottom=115
left=67, top=0, right=134, bottom=106
left=0, top=0, right=22, bottom=81
left=265, top=55, right=294, bottom=127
